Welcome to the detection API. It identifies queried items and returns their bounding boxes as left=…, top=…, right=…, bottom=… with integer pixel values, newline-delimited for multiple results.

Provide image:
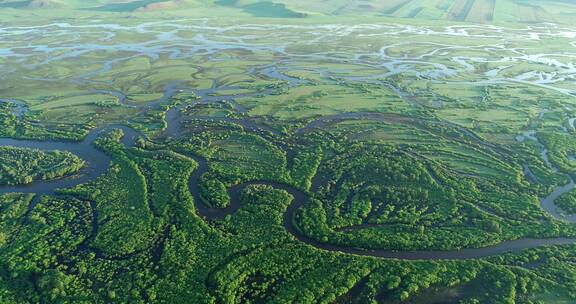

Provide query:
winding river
left=0, top=125, right=139, bottom=196
left=516, top=121, right=576, bottom=223
left=1, top=82, right=575, bottom=260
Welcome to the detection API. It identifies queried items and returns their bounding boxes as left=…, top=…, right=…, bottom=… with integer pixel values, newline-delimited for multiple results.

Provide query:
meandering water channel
left=1, top=73, right=575, bottom=260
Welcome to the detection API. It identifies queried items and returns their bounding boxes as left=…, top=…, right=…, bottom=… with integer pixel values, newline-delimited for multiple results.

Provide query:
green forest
left=0, top=147, right=84, bottom=185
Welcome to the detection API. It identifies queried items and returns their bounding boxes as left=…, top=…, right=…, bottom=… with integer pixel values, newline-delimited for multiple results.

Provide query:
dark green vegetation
left=91, top=0, right=170, bottom=12
left=241, top=2, right=307, bottom=18
left=0, top=147, right=84, bottom=185
left=1, top=3, right=576, bottom=303
left=555, top=190, right=576, bottom=215
left=1, top=129, right=575, bottom=303
left=296, top=142, right=573, bottom=250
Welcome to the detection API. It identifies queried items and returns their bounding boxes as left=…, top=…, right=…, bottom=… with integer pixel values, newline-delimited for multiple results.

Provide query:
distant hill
left=1, top=0, right=576, bottom=24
